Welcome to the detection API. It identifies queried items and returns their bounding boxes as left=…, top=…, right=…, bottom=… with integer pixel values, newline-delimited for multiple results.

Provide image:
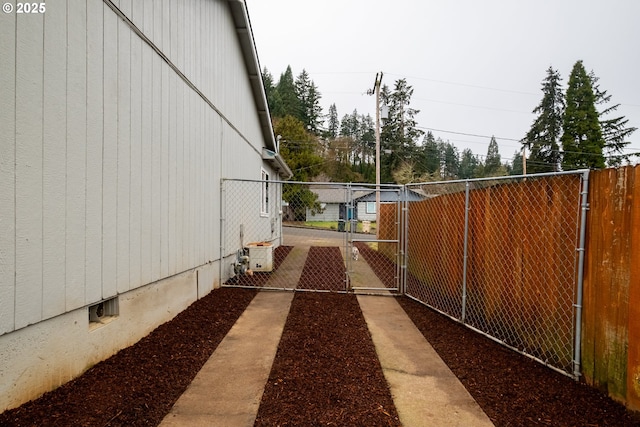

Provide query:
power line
left=413, top=97, right=531, bottom=115
left=385, top=72, right=539, bottom=97
left=416, top=126, right=521, bottom=142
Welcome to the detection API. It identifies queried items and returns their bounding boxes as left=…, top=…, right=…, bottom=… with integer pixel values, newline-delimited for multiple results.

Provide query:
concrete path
left=358, top=295, right=494, bottom=427
left=159, top=291, right=293, bottom=427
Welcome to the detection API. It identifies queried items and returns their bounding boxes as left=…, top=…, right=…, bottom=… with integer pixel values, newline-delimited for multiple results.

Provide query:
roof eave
left=228, top=0, right=292, bottom=179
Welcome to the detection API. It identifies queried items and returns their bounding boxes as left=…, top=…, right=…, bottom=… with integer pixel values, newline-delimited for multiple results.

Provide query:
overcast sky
left=245, top=0, right=640, bottom=164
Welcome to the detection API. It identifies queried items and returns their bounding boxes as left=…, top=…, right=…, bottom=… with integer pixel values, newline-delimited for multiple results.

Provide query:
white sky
left=245, top=0, right=640, bottom=163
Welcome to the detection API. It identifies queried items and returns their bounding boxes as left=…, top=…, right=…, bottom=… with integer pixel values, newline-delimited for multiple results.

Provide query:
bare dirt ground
left=1, top=245, right=639, bottom=426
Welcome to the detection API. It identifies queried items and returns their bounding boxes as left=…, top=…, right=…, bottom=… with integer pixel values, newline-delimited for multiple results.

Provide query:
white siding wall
left=307, top=204, right=341, bottom=222
left=1, top=0, right=277, bottom=411
left=0, top=0, right=269, bottom=341
left=0, top=5, right=16, bottom=335
left=357, top=202, right=378, bottom=221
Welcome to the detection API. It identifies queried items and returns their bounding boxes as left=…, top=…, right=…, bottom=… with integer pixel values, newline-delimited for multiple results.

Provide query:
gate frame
left=345, top=183, right=405, bottom=294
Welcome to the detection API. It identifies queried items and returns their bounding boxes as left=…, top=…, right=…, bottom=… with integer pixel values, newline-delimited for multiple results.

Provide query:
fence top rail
left=222, top=170, right=589, bottom=189
left=221, top=178, right=404, bottom=189
left=405, top=169, right=590, bottom=188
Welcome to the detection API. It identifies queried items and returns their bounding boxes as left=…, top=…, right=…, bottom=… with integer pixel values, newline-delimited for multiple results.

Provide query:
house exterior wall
left=307, top=204, right=341, bottom=222
left=0, top=0, right=278, bottom=411
left=357, top=202, right=377, bottom=221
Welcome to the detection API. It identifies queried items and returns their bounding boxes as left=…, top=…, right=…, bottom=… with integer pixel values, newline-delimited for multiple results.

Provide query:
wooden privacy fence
left=582, top=166, right=640, bottom=411
left=400, top=166, right=640, bottom=412
left=404, top=173, right=587, bottom=377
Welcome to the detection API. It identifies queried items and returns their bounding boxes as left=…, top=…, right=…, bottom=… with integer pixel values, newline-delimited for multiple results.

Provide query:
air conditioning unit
left=247, top=242, right=273, bottom=272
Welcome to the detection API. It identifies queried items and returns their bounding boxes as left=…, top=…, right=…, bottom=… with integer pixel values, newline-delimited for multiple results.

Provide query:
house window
left=366, top=202, right=376, bottom=214
left=261, top=169, right=269, bottom=216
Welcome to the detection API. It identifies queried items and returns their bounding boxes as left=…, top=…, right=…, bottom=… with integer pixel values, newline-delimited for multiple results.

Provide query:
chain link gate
left=220, top=179, right=404, bottom=294
left=404, top=170, right=589, bottom=378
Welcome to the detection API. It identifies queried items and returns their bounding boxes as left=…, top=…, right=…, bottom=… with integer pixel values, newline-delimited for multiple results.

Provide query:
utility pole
left=369, top=72, right=383, bottom=238
left=522, top=146, right=527, bottom=176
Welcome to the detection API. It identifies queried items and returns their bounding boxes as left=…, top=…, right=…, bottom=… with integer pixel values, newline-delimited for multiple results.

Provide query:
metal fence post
left=461, top=180, right=471, bottom=323
left=573, top=170, right=590, bottom=378
left=219, top=178, right=226, bottom=288
left=401, top=185, right=408, bottom=295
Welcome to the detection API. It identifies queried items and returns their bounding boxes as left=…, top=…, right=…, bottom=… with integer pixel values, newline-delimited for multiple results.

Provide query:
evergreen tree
left=459, top=148, right=480, bottom=179
left=380, top=79, right=424, bottom=183
left=589, top=71, right=638, bottom=166
left=522, top=67, right=564, bottom=172
left=274, top=66, right=301, bottom=120
left=439, top=141, right=460, bottom=179
left=339, top=110, right=359, bottom=138
left=510, top=150, right=524, bottom=175
left=326, top=103, right=339, bottom=139
left=484, top=136, right=502, bottom=176
left=561, top=60, right=605, bottom=169
left=421, top=132, right=441, bottom=174
left=295, top=69, right=323, bottom=134
left=261, top=67, right=279, bottom=116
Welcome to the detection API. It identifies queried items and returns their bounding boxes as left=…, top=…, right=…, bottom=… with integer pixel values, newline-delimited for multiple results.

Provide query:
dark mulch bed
left=399, top=297, right=640, bottom=427
left=254, top=292, right=401, bottom=426
left=2, top=244, right=639, bottom=426
left=297, top=246, right=346, bottom=291
left=0, top=288, right=257, bottom=427
left=225, top=245, right=293, bottom=287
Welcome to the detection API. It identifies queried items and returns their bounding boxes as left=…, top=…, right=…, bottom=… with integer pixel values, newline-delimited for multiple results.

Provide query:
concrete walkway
left=159, top=291, right=294, bottom=427
left=358, top=295, right=494, bottom=426
left=159, top=288, right=494, bottom=426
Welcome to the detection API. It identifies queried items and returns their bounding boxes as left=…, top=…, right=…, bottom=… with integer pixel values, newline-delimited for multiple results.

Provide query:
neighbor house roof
left=310, top=187, right=371, bottom=204
left=354, top=189, right=426, bottom=203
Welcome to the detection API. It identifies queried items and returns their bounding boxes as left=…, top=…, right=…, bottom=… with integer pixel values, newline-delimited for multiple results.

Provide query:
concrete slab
left=159, top=291, right=294, bottom=427
left=357, top=295, right=495, bottom=427
left=263, top=245, right=309, bottom=290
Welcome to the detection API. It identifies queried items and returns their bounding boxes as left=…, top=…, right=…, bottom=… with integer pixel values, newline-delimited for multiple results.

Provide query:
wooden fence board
left=627, top=166, right=640, bottom=411
left=582, top=166, right=640, bottom=410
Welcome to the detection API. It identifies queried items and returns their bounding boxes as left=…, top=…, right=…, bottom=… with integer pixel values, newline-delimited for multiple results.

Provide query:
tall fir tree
left=589, top=71, right=637, bottom=166
left=561, top=60, right=605, bottom=169
left=326, top=103, right=339, bottom=139
left=380, top=79, right=424, bottom=183
left=295, top=69, right=323, bottom=134
left=439, top=141, right=460, bottom=179
left=459, top=148, right=480, bottom=179
left=261, top=67, right=279, bottom=116
left=484, top=136, right=502, bottom=176
left=510, top=150, right=524, bottom=175
left=274, top=66, right=301, bottom=120
left=421, top=132, right=441, bottom=174
left=522, top=67, right=564, bottom=172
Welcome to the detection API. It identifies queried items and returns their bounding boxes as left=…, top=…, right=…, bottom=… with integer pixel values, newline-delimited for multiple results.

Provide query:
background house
left=353, top=188, right=426, bottom=221
left=305, top=186, right=370, bottom=222
left=0, top=0, right=289, bottom=411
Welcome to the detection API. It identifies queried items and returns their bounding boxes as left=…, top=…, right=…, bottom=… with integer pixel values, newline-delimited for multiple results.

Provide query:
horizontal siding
left=0, top=0, right=267, bottom=334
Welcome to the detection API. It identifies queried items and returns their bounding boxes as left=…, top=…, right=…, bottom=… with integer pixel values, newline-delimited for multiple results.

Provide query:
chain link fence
left=221, top=180, right=403, bottom=293
left=221, top=173, right=589, bottom=376
left=405, top=171, right=589, bottom=376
